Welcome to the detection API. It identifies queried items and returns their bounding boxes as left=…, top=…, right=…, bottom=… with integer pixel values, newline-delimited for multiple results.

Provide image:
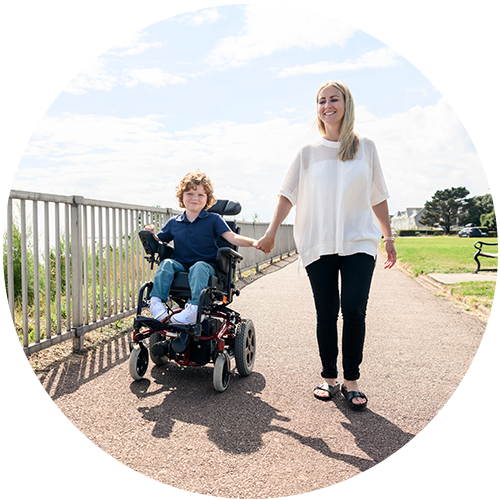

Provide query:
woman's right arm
left=257, top=196, right=293, bottom=254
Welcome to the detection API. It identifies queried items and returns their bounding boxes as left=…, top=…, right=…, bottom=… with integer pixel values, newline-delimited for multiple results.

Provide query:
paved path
left=36, top=255, right=487, bottom=498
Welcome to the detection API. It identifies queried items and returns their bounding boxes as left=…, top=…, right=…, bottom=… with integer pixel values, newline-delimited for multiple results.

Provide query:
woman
left=257, top=81, right=397, bottom=411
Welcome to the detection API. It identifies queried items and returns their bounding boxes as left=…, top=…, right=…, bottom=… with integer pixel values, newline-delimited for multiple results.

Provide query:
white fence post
left=71, top=196, right=84, bottom=351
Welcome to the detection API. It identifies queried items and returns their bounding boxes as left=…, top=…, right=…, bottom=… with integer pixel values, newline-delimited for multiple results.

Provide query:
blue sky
left=12, top=4, right=489, bottom=222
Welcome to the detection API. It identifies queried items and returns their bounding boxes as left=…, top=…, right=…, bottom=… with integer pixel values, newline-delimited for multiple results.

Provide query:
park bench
left=473, top=240, right=498, bottom=273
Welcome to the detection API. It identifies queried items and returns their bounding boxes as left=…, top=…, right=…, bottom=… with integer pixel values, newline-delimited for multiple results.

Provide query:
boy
left=145, top=170, right=260, bottom=324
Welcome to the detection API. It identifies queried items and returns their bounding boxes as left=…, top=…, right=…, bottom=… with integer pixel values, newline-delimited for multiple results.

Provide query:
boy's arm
left=221, top=231, right=260, bottom=249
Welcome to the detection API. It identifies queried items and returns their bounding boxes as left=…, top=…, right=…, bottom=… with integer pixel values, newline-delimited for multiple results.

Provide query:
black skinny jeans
left=306, top=253, right=376, bottom=381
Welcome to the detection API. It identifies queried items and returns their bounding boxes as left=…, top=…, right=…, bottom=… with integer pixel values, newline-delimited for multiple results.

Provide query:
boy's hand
left=256, top=234, right=275, bottom=255
left=144, top=225, right=155, bottom=233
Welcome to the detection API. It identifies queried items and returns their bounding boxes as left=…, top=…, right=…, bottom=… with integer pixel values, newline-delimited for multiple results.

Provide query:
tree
left=420, top=187, right=470, bottom=234
left=480, top=208, right=497, bottom=230
left=464, top=193, right=494, bottom=226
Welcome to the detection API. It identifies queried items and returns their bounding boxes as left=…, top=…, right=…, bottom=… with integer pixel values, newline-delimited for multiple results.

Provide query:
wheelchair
left=128, top=199, right=256, bottom=392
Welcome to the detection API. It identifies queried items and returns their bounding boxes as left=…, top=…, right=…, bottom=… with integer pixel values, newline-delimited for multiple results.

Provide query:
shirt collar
left=178, top=208, right=208, bottom=222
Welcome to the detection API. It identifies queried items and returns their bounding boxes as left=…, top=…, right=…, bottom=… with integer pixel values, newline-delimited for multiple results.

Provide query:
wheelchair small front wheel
left=235, top=319, right=256, bottom=376
left=129, top=343, right=149, bottom=381
left=213, top=351, right=231, bottom=392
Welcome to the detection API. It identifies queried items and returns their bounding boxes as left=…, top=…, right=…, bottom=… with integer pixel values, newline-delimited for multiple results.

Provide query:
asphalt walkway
left=36, top=254, right=487, bottom=498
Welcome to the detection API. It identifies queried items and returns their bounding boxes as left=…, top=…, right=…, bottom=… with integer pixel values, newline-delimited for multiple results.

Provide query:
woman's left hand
left=383, top=240, right=397, bottom=269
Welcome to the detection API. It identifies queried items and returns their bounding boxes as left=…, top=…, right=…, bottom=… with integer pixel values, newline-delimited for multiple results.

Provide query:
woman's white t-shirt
left=279, top=136, right=389, bottom=274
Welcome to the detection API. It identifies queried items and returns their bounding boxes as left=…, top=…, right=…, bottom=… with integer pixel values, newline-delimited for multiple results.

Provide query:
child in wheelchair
left=144, top=170, right=260, bottom=324
left=128, top=170, right=261, bottom=391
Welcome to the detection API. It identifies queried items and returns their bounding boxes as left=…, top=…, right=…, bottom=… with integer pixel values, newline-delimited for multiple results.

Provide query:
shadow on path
left=275, top=398, right=498, bottom=498
left=133, top=367, right=290, bottom=454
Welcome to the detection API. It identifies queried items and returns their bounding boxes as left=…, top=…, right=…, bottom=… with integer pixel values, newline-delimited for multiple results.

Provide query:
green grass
left=390, top=236, right=497, bottom=314
left=450, top=282, right=497, bottom=310
left=393, top=236, right=498, bottom=276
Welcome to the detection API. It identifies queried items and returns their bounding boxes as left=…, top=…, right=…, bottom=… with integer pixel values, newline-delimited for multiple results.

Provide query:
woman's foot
left=313, top=378, right=339, bottom=400
left=342, top=380, right=367, bottom=410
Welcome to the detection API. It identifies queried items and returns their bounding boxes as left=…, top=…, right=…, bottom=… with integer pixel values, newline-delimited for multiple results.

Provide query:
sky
left=11, top=3, right=490, bottom=223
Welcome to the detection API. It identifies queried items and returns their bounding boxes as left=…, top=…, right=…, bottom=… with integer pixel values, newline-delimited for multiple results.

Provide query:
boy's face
left=183, top=185, right=207, bottom=214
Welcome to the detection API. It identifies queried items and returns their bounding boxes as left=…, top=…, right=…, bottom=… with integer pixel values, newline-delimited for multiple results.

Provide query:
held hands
left=383, top=240, right=397, bottom=269
left=256, top=233, right=275, bottom=255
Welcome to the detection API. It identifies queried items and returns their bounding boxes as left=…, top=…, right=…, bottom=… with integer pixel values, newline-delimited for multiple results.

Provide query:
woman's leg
left=339, top=253, right=376, bottom=381
left=306, top=254, right=341, bottom=380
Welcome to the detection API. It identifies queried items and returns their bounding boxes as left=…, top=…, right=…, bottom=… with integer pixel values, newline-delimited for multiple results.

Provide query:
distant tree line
left=420, top=187, right=496, bottom=234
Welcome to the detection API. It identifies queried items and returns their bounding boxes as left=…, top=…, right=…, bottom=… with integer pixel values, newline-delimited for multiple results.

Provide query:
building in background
left=391, top=207, right=431, bottom=231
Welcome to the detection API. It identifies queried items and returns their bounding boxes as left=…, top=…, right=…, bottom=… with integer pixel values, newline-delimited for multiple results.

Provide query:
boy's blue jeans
left=151, top=259, right=217, bottom=306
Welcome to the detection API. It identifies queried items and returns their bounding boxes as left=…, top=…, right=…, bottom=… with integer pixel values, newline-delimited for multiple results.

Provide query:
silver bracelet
left=383, top=236, right=395, bottom=242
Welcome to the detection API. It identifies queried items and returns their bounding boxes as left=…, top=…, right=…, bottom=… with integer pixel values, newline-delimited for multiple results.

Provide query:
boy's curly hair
left=175, top=170, right=216, bottom=209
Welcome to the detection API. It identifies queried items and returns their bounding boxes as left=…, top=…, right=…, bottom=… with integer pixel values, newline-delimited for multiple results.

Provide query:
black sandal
left=341, top=384, right=368, bottom=411
left=313, top=382, right=340, bottom=401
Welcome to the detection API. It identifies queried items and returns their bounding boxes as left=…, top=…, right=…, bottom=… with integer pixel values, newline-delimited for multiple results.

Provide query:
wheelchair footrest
left=134, top=315, right=169, bottom=332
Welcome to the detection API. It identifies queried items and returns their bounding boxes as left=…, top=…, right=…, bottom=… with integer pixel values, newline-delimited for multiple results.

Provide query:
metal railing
left=4, top=190, right=296, bottom=356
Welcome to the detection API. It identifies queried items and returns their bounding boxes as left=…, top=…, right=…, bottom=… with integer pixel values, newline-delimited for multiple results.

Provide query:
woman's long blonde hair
left=316, top=80, right=359, bottom=162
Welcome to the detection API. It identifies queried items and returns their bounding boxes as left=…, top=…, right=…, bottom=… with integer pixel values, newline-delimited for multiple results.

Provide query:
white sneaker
left=149, top=297, right=168, bottom=322
left=170, top=303, right=201, bottom=324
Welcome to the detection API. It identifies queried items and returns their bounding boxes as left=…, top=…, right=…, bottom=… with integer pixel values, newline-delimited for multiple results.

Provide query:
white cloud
left=276, top=47, right=401, bottom=78
left=65, top=59, right=119, bottom=95
left=179, top=7, right=222, bottom=25
left=105, top=30, right=163, bottom=56
left=16, top=98, right=488, bottom=222
left=355, top=97, right=488, bottom=212
left=205, top=4, right=357, bottom=68
left=410, top=13, right=498, bottom=43
left=123, top=67, right=187, bottom=88
left=167, top=5, right=222, bottom=26
left=18, top=113, right=310, bottom=220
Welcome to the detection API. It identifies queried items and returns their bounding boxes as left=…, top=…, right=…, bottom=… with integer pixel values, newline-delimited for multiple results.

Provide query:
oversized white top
left=279, top=136, right=389, bottom=274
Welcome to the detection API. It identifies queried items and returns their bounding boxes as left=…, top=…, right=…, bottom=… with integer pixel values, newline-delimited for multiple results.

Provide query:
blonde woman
left=257, top=81, right=397, bottom=411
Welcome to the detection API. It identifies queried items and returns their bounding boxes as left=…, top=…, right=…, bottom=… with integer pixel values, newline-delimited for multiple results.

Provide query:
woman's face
left=317, top=85, right=345, bottom=132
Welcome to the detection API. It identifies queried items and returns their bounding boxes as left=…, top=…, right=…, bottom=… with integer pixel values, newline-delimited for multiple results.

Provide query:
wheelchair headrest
left=208, top=199, right=241, bottom=216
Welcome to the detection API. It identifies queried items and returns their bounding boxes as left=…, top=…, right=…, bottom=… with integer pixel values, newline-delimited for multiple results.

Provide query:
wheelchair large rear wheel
left=213, top=351, right=231, bottom=392
left=149, top=331, right=169, bottom=366
left=235, top=319, right=256, bottom=376
left=129, top=343, right=149, bottom=381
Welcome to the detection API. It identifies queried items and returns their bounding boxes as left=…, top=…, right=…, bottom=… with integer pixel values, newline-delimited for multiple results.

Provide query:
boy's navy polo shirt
left=156, top=209, right=231, bottom=266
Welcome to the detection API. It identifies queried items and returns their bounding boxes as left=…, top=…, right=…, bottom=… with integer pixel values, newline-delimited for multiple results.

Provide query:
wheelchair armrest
left=216, top=247, right=243, bottom=275
left=138, top=230, right=175, bottom=261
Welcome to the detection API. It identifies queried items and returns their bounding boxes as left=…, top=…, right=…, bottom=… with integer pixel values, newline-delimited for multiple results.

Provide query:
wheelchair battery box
left=189, top=318, right=221, bottom=365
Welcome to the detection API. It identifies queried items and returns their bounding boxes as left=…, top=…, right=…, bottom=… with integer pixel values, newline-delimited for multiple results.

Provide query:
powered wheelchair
left=128, top=199, right=256, bottom=392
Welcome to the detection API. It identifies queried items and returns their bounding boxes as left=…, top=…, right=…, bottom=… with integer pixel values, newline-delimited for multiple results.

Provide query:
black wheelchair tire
left=213, top=351, right=231, bottom=392
left=129, top=344, right=149, bottom=381
left=234, top=319, right=256, bottom=377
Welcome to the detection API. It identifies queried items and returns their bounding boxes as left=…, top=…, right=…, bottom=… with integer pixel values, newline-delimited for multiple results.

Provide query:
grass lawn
left=393, top=236, right=498, bottom=275
left=390, top=236, right=497, bottom=313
